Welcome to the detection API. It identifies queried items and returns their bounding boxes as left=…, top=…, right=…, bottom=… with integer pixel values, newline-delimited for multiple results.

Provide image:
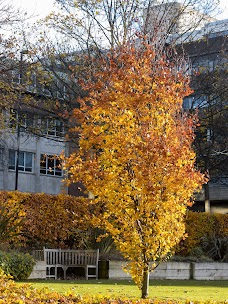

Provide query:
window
left=9, top=150, right=34, bottom=172
left=27, top=73, right=37, bottom=93
left=57, top=84, right=68, bottom=100
left=42, top=83, right=52, bottom=97
left=42, top=118, right=64, bottom=137
left=207, top=128, right=213, bottom=142
left=0, top=148, right=5, bottom=167
left=183, top=95, right=208, bottom=110
left=9, top=109, right=35, bottom=131
left=40, top=154, right=62, bottom=176
left=11, top=70, right=20, bottom=84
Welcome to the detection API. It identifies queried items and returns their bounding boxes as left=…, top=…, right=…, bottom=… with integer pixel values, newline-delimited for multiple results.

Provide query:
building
left=0, top=116, right=67, bottom=194
left=0, top=56, right=69, bottom=195
left=145, top=1, right=228, bottom=213
left=182, top=20, right=228, bottom=214
left=144, top=1, right=215, bottom=44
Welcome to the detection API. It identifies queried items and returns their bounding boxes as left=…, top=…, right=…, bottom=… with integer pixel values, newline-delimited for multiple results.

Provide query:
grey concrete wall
left=109, top=261, right=228, bottom=280
left=109, top=261, right=190, bottom=280
left=193, top=262, right=228, bottom=280
left=28, top=260, right=228, bottom=280
left=150, top=262, right=191, bottom=280
left=0, top=131, right=68, bottom=195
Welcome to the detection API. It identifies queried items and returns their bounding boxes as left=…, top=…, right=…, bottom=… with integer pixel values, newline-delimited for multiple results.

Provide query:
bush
left=176, top=211, right=228, bottom=260
left=0, top=250, right=35, bottom=280
left=0, top=191, right=95, bottom=249
left=0, top=251, right=10, bottom=274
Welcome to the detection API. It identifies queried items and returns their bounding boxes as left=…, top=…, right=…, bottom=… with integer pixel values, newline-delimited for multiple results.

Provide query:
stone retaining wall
left=109, top=261, right=228, bottom=280
left=150, top=262, right=191, bottom=280
left=28, top=260, right=228, bottom=280
left=193, top=262, right=228, bottom=280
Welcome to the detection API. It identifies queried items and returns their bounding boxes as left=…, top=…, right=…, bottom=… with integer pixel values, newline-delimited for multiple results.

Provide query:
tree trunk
left=204, top=183, right=210, bottom=213
left=141, top=263, right=149, bottom=299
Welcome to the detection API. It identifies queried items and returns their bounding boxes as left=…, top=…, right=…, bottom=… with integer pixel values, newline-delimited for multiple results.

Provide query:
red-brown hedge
left=1, top=191, right=228, bottom=255
left=0, top=191, right=95, bottom=249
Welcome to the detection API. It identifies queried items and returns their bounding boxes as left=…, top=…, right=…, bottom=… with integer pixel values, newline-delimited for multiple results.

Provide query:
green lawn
left=18, top=279, right=228, bottom=302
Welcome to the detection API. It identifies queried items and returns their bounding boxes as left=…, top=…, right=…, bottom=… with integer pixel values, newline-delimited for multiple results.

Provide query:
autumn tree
left=29, top=0, right=219, bottom=95
left=0, top=1, right=26, bottom=111
left=0, top=1, right=43, bottom=139
left=0, top=1, right=67, bottom=143
left=64, top=42, right=204, bottom=298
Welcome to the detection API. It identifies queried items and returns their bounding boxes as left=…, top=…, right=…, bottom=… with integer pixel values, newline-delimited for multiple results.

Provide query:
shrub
left=0, top=191, right=96, bottom=249
left=176, top=211, right=228, bottom=259
left=214, top=213, right=228, bottom=236
left=176, top=212, right=216, bottom=256
left=84, top=228, right=115, bottom=259
left=0, top=250, right=35, bottom=280
left=0, top=250, right=10, bottom=274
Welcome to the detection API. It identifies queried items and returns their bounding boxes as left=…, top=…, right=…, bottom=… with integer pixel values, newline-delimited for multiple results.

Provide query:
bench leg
left=85, top=265, right=98, bottom=280
left=62, top=266, right=67, bottom=280
left=46, top=266, right=57, bottom=280
left=85, top=266, right=88, bottom=280
left=55, top=266, right=57, bottom=280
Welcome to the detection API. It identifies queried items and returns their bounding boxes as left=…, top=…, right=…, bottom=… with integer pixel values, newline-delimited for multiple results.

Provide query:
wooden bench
left=33, top=248, right=99, bottom=280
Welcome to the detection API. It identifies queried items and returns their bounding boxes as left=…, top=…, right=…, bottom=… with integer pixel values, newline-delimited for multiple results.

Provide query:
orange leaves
left=0, top=191, right=95, bottom=248
left=23, top=193, right=93, bottom=247
left=64, top=42, right=205, bottom=294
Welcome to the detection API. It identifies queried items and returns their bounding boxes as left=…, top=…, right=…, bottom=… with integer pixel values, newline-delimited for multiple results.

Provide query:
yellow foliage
left=64, top=43, right=205, bottom=296
left=0, top=191, right=27, bottom=244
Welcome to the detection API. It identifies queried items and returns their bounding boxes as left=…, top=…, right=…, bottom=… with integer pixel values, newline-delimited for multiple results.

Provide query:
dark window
left=9, top=109, right=35, bottom=132
left=9, top=150, right=34, bottom=172
left=40, top=154, right=62, bottom=176
left=42, top=118, right=64, bottom=137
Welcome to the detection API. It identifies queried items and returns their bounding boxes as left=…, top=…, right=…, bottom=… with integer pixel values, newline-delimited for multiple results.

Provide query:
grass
left=18, top=279, right=228, bottom=302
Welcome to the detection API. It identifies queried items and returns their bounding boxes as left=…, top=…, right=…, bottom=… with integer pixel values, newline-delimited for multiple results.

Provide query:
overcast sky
left=13, top=0, right=228, bottom=21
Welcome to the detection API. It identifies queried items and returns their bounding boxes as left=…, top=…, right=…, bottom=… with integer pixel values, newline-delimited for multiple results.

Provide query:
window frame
left=9, top=109, right=36, bottom=132
left=40, top=154, right=62, bottom=176
left=44, top=118, right=65, bottom=138
left=8, top=150, right=34, bottom=172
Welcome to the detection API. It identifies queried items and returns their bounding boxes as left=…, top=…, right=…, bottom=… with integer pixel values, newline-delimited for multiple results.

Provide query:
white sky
left=14, top=0, right=56, bottom=20
left=217, top=0, right=228, bottom=19
left=13, top=0, right=228, bottom=21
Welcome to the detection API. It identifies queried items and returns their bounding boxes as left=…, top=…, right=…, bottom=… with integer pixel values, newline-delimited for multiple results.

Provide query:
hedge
left=0, top=191, right=95, bottom=249
left=176, top=211, right=228, bottom=256
left=0, top=190, right=228, bottom=257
